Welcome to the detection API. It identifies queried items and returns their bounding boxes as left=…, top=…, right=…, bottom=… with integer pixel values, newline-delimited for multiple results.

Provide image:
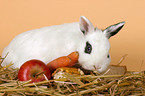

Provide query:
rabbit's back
left=2, top=22, right=84, bottom=68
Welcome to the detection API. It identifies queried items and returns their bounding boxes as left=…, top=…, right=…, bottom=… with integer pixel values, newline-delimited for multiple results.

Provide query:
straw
left=0, top=55, right=144, bottom=95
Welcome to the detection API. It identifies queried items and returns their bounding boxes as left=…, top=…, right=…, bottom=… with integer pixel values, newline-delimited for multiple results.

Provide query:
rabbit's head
left=77, top=16, right=125, bottom=73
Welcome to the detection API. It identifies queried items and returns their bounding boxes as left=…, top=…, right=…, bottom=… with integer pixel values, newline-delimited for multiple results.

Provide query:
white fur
left=2, top=16, right=124, bottom=73
left=77, top=29, right=110, bottom=72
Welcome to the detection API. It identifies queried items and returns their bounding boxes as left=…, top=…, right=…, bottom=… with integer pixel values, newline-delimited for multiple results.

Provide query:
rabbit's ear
left=79, top=16, right=94, bottom=35
left=103, top=21, right=125, bottom=39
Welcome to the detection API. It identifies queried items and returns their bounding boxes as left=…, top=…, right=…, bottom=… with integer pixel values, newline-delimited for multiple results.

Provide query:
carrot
left=67, top=51, right=79, bottom=67
left=47, top=51, right=79, bottom=72
left=47, top=56, right=71, bottom=72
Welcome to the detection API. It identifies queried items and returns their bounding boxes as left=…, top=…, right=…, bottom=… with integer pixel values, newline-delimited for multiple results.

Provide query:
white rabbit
left=1, top=16, right=125, bottom=73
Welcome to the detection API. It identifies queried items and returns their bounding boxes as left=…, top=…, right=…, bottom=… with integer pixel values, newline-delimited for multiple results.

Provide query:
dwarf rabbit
left=2, top=16, right=125, bottom=73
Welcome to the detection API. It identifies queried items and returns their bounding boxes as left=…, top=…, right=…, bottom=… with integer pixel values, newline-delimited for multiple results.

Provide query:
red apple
left=18, top=59, right=51, bottom=82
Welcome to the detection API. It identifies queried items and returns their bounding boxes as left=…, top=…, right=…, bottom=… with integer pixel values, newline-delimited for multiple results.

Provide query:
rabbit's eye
left=107, top=54, right=110, bottom=58
left=84, top=41, right=92, bottom=54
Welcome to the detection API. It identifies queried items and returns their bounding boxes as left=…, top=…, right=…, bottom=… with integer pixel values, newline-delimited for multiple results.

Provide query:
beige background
left=0, top=0, right=145, bottom=71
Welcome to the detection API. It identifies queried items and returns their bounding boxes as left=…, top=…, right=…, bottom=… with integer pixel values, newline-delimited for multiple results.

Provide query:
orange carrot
left=47, top=51, right=79, bottom=72
left=67, top=51, right=79, bottom=67
left=47, top=56, right=71, bottom=72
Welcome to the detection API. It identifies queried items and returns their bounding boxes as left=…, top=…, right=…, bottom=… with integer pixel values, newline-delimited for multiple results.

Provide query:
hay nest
left=0, top=56, right=144, bottom=96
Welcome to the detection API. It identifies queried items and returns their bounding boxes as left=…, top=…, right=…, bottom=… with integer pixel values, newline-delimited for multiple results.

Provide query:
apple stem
left=35, top=71, right=46, bottom=77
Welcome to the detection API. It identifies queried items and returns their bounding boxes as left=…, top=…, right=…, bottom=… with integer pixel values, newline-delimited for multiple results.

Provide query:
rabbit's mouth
left=93, top=65, right=102, bottom=73
left=93, top=65, right=101, bottom=70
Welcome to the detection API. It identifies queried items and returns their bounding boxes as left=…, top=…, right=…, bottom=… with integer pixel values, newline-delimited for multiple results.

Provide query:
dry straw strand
left=0, top=55, right=145, bottom=95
